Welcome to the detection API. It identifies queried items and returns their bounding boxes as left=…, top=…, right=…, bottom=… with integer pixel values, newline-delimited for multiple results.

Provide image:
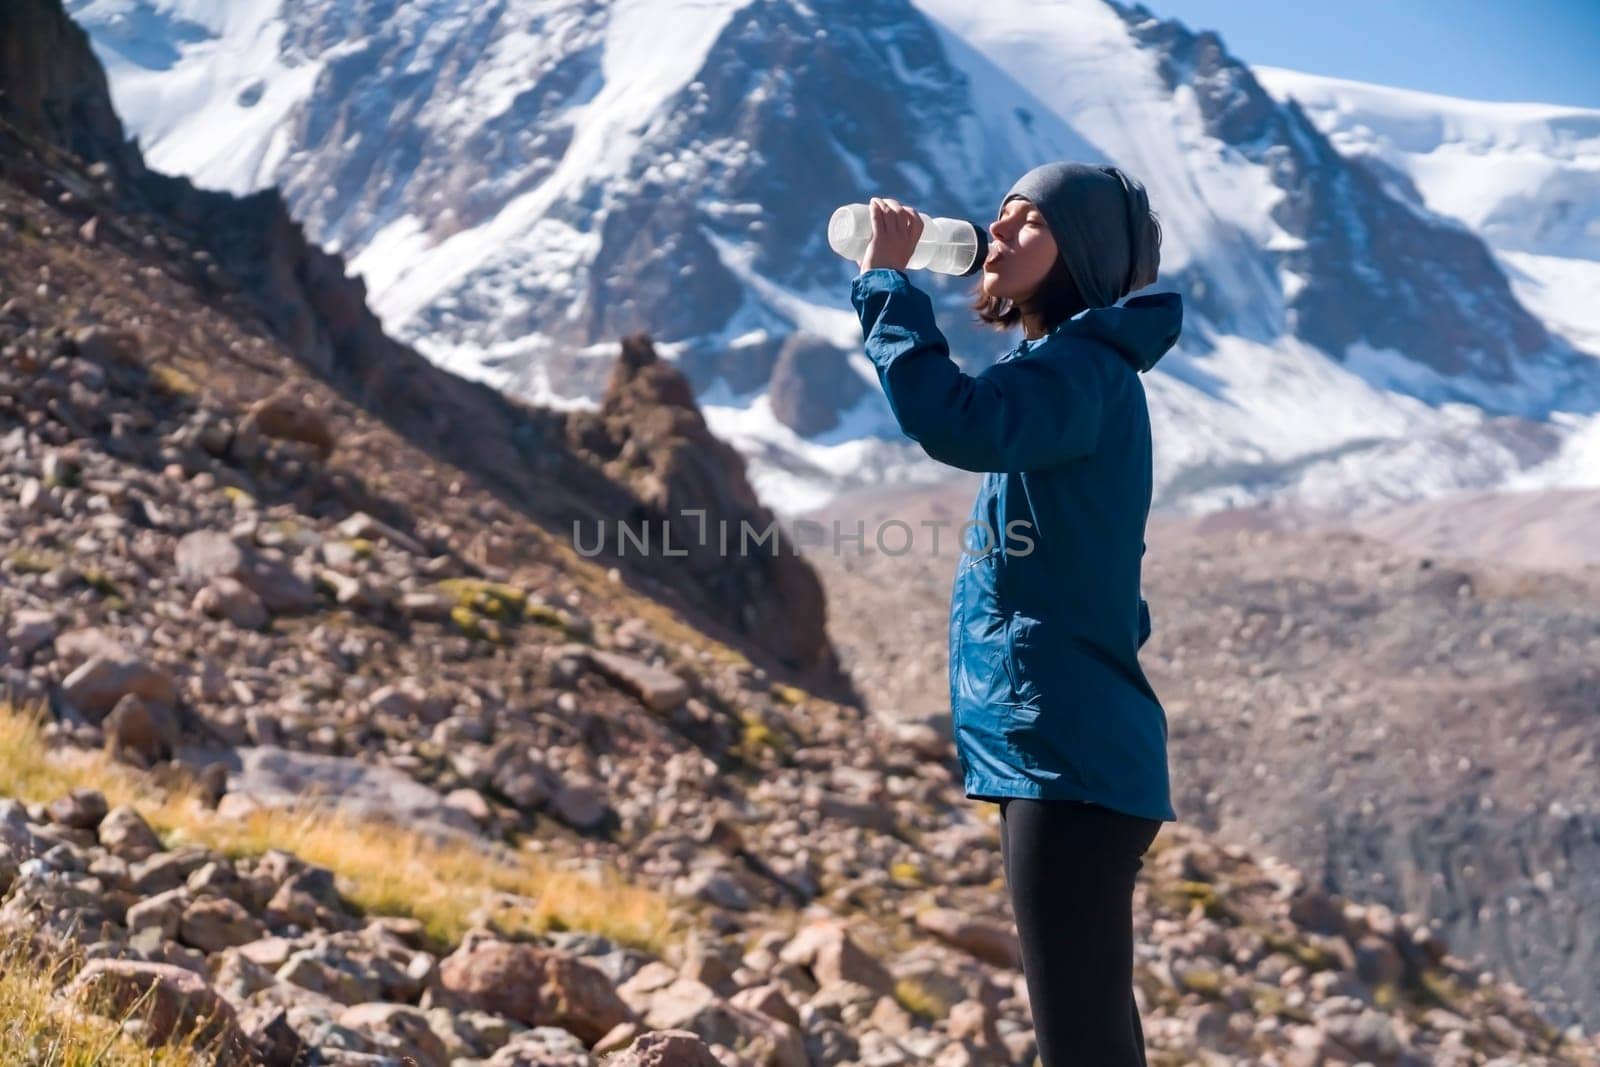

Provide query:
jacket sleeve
left=850, top=267, right=1105, bottom=472
left=1137, top=595, right=1152, bottom=649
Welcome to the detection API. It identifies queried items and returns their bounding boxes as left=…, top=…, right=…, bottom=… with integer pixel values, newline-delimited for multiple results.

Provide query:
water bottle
left=828, top=203, right=989, bottom=276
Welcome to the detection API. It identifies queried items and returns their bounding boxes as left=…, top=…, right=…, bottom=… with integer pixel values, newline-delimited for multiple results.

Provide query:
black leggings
left=998, top=797, right=1162, bottom=1066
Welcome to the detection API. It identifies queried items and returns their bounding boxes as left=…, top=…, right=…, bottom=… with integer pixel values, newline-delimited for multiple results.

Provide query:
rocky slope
left=804, top=479, right=1600, bottom=1031
left=8, top=768, right=1595, bottom=1066
left=1345, top=488, right=1600, bottom=572
left=0, top=0, right=843, bottom=692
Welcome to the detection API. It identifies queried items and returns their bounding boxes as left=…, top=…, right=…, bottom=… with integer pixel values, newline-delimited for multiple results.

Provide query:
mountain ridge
left=64, top=0, right=1600, bottom=516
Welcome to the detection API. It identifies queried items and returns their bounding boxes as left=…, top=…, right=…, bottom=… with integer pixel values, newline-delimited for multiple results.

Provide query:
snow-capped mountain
left=66, top=0, right=1600, bottom=515
left=1250, top=65, right=1600, bottom=490
left=1251, top=67, right=1600, bottom=349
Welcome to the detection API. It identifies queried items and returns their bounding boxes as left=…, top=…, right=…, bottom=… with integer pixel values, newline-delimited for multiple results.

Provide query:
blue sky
left=1142, top=0, right=1600, bottom=108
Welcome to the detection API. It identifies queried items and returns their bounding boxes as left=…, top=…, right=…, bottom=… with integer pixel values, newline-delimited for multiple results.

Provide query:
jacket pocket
left=952, top=550, right=1011, bottom=709
left=1000, top=617, right=1067, bottom=777
left=1002, top=614, right=1043, bottom=707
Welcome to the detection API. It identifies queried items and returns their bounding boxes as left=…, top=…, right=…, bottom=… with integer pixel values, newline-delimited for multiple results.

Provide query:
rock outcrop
left=567, top=334, right=837, bottom=676
left=766, top=333, right=868, bottom=438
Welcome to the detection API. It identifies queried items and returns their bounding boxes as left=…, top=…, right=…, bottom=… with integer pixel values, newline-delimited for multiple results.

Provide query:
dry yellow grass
left=0, top=700, right=682, bottom=952
left=0, top=932, right=211, bottom=1065
left=148, top=361, right=202, bottom=399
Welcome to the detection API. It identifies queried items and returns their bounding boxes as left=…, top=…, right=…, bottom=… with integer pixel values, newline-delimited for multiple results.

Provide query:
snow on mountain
left=62, top=0, right=320, bottom=192
left=1250, top=64, right=1600, bottom=493
left=65, top=0, right=1600, bottom=517
left=1249, top=67, right=1600, bottom=356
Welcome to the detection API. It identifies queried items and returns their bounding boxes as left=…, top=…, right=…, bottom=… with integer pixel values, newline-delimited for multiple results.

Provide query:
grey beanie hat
left=1001, top=161, right=1159, bottom=309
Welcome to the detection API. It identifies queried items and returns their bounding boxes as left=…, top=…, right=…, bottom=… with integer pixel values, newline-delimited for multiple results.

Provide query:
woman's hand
left=858, top=197, right=924, bottom=273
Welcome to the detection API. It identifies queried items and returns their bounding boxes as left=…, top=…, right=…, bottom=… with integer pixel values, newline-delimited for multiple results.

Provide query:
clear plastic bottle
left=828, top=203, right=989, bottom=276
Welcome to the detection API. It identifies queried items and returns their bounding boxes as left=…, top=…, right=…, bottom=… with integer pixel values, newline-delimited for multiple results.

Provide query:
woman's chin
left=982, top=279, right=1015, bottom=302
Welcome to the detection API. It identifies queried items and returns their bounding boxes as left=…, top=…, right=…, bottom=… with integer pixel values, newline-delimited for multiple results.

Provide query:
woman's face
left=981, top=197, right=1058, bottom=305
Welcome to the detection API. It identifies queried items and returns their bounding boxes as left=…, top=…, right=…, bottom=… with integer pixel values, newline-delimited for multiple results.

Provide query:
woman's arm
left=850, top=267, right=1106, bottom=473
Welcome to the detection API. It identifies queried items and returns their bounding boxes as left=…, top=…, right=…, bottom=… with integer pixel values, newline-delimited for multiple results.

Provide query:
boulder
left=605, top=1028, right=724, bottom=1066
left=586, top=649, right=689, bottom=713
left=777, top=918, right=894, bottom=996
left=226, top=746, right=480, bottom=839
left=180, top=896, right=267, bottom=954
left=66, top=960, right=250, bottom=1062
left=47, top=788, right=108, bottom=830
left=338, top=1002, right=450, bottom=1067
left=60, top=651, right=177, bottom=722
left=98, top=804, right=164, bottom=860
left=913, top=907, right=1021, bottom=969
left=193, top=576, right=270, bottom=629
left=438, top=940, right=633, bottom=1045
left=103, top=692, right=179, bottom=765
left=175, top=530, right=315, bottom=614
left=242, top=388, right=336, bottom=458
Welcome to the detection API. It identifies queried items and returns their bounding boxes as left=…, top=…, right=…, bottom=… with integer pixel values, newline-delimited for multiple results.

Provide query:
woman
left=848, top=161, right=1182, bottom=1066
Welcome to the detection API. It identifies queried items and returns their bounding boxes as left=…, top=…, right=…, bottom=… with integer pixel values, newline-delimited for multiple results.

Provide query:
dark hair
left=969, top=253, right=1084, bottom=333
left=970, top=207, right=1164, bottom=333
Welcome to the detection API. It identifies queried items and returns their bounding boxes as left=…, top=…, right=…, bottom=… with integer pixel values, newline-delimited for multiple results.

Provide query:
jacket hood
left=1022, top=290, right=1183, bottom=373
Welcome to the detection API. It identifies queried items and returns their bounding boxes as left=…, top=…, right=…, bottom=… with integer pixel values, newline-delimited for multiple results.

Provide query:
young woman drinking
left=849, top=161, right=1182, bottom=1066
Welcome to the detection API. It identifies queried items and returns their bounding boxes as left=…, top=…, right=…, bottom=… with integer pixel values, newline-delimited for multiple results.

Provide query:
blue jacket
left=850, top=267, right=1182, bottom=822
